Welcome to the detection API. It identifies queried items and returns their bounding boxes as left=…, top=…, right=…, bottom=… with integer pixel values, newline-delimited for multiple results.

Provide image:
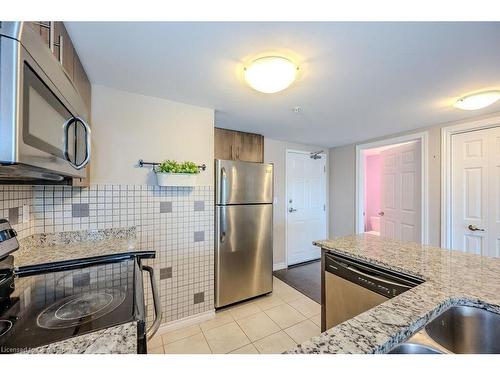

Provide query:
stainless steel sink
left=424, top=305, right=500, bottom=354
left=388, top=343, right=443, bottom=354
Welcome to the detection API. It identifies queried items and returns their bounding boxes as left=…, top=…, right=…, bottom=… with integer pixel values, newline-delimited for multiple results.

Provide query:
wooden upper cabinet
left=214, top=128, right=264, bottom=163
left=214, top=128, right=236, bottom=160
left=55, top=22, right=74, bottom=80
left=73, top=53, right=91, bottom=115
left=233, top=132, right=263, bottom=163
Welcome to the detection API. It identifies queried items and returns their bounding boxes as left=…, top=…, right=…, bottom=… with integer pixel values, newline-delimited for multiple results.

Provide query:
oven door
left=0, top=29, right=90, bottom=179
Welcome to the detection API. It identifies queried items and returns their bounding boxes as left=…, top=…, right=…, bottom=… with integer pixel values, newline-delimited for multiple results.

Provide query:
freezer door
left=215, top=204, right=273, bottom=308
left=215, top=160, right=273, bottom=205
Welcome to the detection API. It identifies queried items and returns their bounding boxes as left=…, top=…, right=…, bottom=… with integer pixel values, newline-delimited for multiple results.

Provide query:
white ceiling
left=65, top=22, right=500, bottom=147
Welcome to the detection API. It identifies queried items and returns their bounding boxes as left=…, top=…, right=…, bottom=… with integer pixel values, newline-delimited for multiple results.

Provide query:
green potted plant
left=154, top=160, right=200, bottom=186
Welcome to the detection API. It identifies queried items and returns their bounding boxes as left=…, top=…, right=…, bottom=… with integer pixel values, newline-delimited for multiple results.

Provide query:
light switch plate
left=22, top=204, right=30, bottom=223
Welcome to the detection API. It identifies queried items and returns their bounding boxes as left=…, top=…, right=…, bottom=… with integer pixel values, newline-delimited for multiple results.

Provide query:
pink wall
left=364, top=154, right=381, bottom=231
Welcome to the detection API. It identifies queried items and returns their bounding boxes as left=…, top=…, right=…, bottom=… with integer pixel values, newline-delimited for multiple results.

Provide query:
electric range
left=0, top=256, right=149, bottom=354
left=0, top=219, right=159, bottom=354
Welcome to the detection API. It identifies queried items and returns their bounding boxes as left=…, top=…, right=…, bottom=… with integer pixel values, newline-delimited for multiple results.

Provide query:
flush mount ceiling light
left=244, top=56, right=298, bottom=94
left=454, top=90, right=500, bottom=110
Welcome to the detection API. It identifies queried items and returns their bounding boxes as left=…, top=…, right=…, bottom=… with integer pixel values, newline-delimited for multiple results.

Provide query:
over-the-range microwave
left=0, top=22, right=91, bottom=183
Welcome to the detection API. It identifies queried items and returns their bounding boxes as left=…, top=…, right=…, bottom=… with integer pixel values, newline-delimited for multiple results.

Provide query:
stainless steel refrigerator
left=215, top=159, right=274, bottom=308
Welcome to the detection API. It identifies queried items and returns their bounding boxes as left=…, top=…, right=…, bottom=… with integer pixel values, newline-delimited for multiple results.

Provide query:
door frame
left=285, top=149, right=328, bottom=267
left=355, top=132, right=429, bottom=244
left=441, top=114, right=500, bottom=248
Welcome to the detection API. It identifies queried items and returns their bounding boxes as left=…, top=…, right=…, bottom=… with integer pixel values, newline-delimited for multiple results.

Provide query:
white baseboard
left=156, top=310, right=215, bottom=336
left=273, top=262, right=287, bottom=271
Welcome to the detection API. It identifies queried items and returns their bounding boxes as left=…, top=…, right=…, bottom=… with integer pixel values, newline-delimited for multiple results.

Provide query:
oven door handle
left=63, top=116, right=91, bottom=170
left=346, top=265, right=412, bottom=289
left=142, top=265, right=162, bottom=341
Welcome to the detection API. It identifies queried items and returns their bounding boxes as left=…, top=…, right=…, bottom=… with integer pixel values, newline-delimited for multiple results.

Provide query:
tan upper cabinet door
left=73, top=53, right=91, bottom=115
left=215, top=128, right=236, bottom=160
left=233, top=132, right=263, bottom=163
left=55, top=22, right=74, bottom=80
left=214, top=128, right=264, bottom=163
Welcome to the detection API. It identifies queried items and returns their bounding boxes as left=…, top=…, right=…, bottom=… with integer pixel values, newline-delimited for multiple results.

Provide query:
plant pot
left=155, top=172, right=198, bottom=187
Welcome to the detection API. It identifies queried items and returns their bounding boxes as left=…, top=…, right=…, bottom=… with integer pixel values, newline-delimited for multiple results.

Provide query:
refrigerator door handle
left=220, top=208, right=226, bottom=243
left=220, top=167, right=227, bottom=204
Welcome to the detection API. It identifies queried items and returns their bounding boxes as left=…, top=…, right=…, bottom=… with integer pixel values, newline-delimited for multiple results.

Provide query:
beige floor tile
left=229, top=343, right=259, bottom=354
left=228, top=302, right=262, bottom=320
left=163, top=333, right=212, bottom=354
left=236, top=312, right=281, bottom=342
left=204, top=321, right=250, bottom=354
left=147, top=345, right=165, bottom=354
left=265, top=304, right=307, bottom=329
left=284, top=320, right=321, bottom=344
left=288, top=297, right=321, bottom=318
left=253, top=294, right=285, bottom=311
left=199, top=310, right=234, bottom=332
left=148, top=334, right=164, bottom=349
left=253, top=331, right=297, bottom=354
left=162, top=324, right=201, bottom=344
left=310, top=313, right=321, bottom=327
left=273, top=286, right=306, bottom=303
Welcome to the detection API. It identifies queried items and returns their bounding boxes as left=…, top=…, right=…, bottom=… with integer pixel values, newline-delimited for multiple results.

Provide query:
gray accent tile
left=160, top=267, right=172, bottom=280
left=72, top=203, right=89, bottom=218
left=194, top=201, right=205, bottom=212
left=8, top=207, right=19, bottom=225
left=194, top=292, right=204, bottom=304
left=160, top=202, right=172, bottom=213
left=194, top=231, right=204, bottom=242
left=73, top=273, right=90, bottom=287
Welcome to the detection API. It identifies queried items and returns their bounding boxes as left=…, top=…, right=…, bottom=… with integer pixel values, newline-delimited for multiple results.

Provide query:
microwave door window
left=22, top=63, right=73, bottom=160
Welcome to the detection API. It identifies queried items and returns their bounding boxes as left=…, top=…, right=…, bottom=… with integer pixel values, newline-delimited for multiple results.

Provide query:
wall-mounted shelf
left=138, top=159, right=206, bottom=187
left=138, top=159, right=207, bottom=172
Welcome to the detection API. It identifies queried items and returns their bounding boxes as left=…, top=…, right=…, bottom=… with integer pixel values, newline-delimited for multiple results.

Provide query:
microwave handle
left=63, top=116, right=91, bottom=170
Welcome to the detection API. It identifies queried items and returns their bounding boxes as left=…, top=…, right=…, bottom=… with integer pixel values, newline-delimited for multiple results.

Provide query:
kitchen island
left=288, top=234, right=500, bottom=354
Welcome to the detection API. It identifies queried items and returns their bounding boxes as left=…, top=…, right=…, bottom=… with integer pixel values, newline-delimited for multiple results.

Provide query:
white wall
left=328, top=145, right=356, bottom=238
left=91, top=85, right=214, bottom=185
left=264, top=138, right=329, bottom=268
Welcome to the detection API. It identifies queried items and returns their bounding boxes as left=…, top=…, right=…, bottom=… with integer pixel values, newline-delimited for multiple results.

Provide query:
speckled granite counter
left=288, top=234, right=500, bottom=354
left=23, top=322, right=138, bottom=354
left=14, top=227, right=148, bottom=269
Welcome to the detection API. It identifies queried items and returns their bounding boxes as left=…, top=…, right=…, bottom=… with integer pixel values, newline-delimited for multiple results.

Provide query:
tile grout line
left=198, top=323, right=214, bottom=354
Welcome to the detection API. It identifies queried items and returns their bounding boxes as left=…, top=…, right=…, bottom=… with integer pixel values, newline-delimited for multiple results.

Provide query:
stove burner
left=55, top=292, right=113, bottom=320
left=0, top=319, right=13, bottom=337
left=37, top=288, right=125, bottom=329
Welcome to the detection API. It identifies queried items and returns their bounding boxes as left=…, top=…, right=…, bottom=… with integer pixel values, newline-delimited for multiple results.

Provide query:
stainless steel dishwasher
left=324, top=252, right=423, bottom=330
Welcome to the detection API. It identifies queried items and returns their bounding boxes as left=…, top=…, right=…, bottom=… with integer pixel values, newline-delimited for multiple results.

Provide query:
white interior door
left=286, top=151, right=326, bottom=265
left=451, top=126, right=500, bottom=257
left=380, top=141, right=421, bottom=242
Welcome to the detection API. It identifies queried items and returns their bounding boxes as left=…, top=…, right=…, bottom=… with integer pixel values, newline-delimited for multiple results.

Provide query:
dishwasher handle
left=142, top=265, right=162, bottom=341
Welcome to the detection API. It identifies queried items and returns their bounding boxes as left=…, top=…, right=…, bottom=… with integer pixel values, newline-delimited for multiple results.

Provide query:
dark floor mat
left=273, top=260, right=321, bottom=303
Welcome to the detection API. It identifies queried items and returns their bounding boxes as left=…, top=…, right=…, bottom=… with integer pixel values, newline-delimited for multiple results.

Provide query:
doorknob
left=378, top=211, right=384, bottom=216
left=468, top=225, right=485, bottom=232
left=289, top=207, right=297, bottom=213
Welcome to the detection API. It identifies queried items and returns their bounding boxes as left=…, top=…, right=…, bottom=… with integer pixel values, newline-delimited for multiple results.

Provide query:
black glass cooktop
left=0, top=258, right=142, bottom=353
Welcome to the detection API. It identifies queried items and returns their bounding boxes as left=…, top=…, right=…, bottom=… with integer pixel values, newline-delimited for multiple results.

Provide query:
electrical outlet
left=22, top=204, right=30, bottom=223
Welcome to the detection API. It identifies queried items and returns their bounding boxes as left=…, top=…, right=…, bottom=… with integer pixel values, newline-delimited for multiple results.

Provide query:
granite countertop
left=14, top=227, right=150, bottom=269
left=23, top=322, right=138, bottom=354
left=11, top=227, right=150, bottom=354
left=288, top=234, right=500, bottom=354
